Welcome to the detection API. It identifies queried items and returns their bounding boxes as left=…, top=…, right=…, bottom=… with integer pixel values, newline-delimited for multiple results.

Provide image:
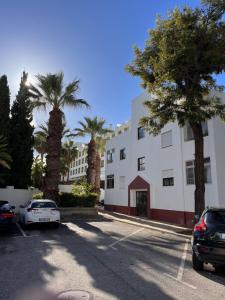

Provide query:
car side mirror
left=11, top=205, right=15, bottom=209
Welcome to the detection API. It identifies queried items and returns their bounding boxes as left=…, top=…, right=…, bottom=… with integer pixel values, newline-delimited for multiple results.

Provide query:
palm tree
left=30, top=72, right=89, bottom=201
left=34, top=120, right=71, bottom=162
left=95, top=137, right=107, bottom=200
left=73, top=117, right=111, bottom=191
left=34, top=132, right=47, bottom=162
left=0, top=135, right=12, bottom=169
left=61, top=140, right=78, bottom=181
left=31, top=156, right=46, bottom=189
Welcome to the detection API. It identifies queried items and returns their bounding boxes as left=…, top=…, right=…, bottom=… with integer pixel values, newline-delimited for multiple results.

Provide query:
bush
left=58, top=192, right=97, bottom=208
left=72, top=180, right=94, bottom=195
left=32, top=192, right=43, bottom=199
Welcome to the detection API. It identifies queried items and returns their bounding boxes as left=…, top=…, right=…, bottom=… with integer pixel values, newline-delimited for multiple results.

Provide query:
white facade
left=105, top=92, right=225, bottom=226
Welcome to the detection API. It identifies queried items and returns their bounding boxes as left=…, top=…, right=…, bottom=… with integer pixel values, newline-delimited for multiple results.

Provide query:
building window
left=120, top=148, right=126, bottom=160
left=82, top=158, right=84, bottom=164
left=107, top=175, right=114, bottom=189
left=184, top=122, right=208, bottom=141
left=81, top=167, right=83, bottom=173
left=138, top=127, right=145, bottom=140
left=186, top=157, right=212, bottom=185
left=119, top=176, right=126, bottom=189
left=204, top=157, right=212, bottom=183
left=85, top=157, right=88, bottom=163
left=162, top=169, right=174, bottom=186
left=100, top=160, right=104, bottom=168
left=107, top=148, right=115, bottom=163
left=78, top=168, right=80, bottom=174
left=163, top=178, right=174, bottom=186
left=161, top=130, right=172, bottom=148
left=138, top=157, right=145, bottom=171
left=85, top=166, right=87, bottom=172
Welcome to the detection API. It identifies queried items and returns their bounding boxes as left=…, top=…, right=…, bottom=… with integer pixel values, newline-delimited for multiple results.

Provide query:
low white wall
left=0, top=185, right=105, bottom=213
left=0, top=186, right=40, bottom=213
left=59, top=184, right=73, bottom=193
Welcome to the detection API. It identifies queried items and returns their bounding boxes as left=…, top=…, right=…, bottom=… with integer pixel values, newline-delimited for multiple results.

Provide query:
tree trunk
left=43, top=108, right=63, bottom=202
left=191, top=122, right=205, bottom=223
left=86, top=139, right=96, bottom=189
left=95, top=153, right=101, bottom=201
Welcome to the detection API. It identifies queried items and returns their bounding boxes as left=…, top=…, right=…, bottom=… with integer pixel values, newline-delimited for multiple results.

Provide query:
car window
left=206, top=211, right=225, bottom=224
left=31, top=202, right=56, bottom=208
left=0, top=200, right=8, bottom=207
left=0, top=203, right=11, bottom=212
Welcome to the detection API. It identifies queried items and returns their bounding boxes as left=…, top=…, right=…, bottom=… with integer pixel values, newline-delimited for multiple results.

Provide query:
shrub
left=58, top=192, right=97, bottom=208
left=72, top=180, right=94, bottom=196
left=32, top=192, right=43, bottom=199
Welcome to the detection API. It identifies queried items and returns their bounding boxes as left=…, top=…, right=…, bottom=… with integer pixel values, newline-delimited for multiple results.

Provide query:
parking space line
left=164, top=238, right=196, bottom=290
left=16, top=222, right=27, bottom=237
left=177, top=239, right=189, bottom=281
left=109, top=228, right=144, bottom=249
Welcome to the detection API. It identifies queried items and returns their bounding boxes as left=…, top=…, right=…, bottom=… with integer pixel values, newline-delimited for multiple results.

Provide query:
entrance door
left=136, top=191, right=147, bottom=217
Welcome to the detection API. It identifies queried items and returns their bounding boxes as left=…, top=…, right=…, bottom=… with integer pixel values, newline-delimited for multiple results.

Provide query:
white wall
left=59, top=184, right=73, bottom=193
left=0, top=186, right=40, bottom=213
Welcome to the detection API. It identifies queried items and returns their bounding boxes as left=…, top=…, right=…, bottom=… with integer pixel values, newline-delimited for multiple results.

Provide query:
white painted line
left=164, top=273, right=196, bottom=290
left=164, top=239, right=196, bottom=290
left=109, top=228, right=144, bottom=249
left=16, top=222, right=27, bottom=237
left=65, top=222, right=88, bottom=235
left=177, top=239, right=189, bottom=281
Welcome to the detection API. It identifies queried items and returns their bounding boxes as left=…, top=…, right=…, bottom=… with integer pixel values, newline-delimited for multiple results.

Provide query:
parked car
left=192, top=207, right=225, bottom=271
left=0, top=200, right=15, bottom=231
left=19, top=199, right=60, bottom=228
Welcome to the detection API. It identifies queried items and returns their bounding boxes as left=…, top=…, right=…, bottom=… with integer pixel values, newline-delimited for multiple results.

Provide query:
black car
left=0, top=200, right=15, bottom=231
left=192, top=207, right=225, bottom=271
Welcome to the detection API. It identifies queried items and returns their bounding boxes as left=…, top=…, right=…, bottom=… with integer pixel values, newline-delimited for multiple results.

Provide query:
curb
left=99, top=211, right=192, bottom=239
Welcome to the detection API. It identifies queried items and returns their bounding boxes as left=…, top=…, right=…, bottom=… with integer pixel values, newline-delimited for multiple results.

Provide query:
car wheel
left=192, top=251, right=203, bottom=271
left=53, top=223, right=60, bottom=229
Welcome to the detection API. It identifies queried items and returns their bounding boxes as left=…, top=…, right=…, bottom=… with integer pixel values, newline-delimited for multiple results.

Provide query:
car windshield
left=207, top=211, right=225, bottom=224
left=31, top=202, right=56, bottom=209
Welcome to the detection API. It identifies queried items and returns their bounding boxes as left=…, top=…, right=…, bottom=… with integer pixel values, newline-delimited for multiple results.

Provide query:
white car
left=19, top=199, right=60, bottom=228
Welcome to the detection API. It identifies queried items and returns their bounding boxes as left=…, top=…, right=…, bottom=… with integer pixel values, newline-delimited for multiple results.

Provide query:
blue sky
left=0, top=0, right=224, bottom=132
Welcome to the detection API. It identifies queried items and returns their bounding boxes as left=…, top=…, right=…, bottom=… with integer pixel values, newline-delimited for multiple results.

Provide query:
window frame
left=185, top=157, right=212, bottom=185
left=106, top=174, right=114, bottom=189
left=138, top=156, right=146, bottom=171
left=161, top=130, right=173, bottom=148
left=163, top=177, right=174, bottom=186
left=137, top=127, right=145, bottom=140
left=107, top=148, right=115, bottom=164
left=120, top=148, right=126, bottom=160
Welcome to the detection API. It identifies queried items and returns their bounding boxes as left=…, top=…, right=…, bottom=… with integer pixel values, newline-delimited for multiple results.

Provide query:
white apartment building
left=104, top=92, right=225, bottom=227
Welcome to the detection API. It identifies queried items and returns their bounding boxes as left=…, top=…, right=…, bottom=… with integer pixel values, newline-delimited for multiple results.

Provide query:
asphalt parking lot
left=0, top=218, right=225, bottom=300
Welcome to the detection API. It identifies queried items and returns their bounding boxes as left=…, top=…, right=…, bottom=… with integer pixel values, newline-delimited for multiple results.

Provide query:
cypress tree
left=0, top=75, right=10, bottom=186
left=9, top=72, right=34, bottom=188
left=0, top=75, right=10, bottom=138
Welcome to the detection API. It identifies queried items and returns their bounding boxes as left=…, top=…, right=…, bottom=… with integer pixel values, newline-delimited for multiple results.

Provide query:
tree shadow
left=0, top=219, right=195, bottom=299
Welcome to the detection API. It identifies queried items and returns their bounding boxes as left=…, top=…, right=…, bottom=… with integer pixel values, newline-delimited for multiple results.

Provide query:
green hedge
left=32, top=191, right=97, bottom=207
left=58, top=192, right=97, bottom=208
